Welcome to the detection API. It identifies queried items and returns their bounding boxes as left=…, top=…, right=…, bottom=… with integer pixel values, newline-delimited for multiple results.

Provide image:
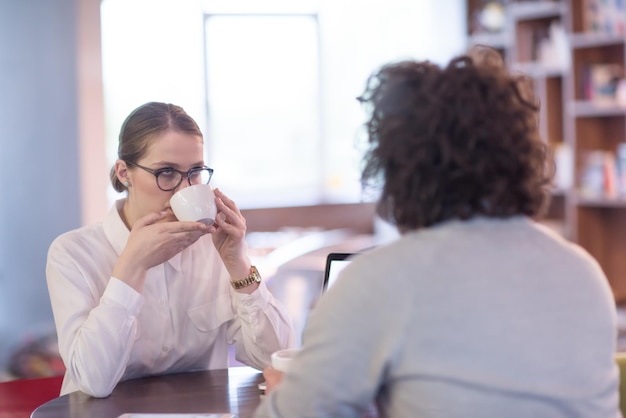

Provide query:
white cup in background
left=271, top=348, right=301, bottom=373
left=169, top=184, right=217, bottom=226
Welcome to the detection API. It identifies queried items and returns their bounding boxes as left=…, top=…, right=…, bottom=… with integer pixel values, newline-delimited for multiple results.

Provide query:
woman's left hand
left=206, top=188, right=251, bottom=280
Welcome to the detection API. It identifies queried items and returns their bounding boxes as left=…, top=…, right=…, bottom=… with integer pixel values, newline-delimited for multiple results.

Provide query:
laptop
left=321, top=252, right=355, bottom=292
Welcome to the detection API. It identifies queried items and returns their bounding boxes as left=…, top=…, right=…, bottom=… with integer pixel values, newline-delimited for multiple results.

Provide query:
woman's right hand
left=112, top=210, right=209, bottom=292
left=262, top=367, right=285, bottom=394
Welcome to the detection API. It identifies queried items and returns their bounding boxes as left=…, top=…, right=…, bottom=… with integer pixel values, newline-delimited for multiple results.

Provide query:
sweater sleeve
left=254, top=259, right=406, bottom=417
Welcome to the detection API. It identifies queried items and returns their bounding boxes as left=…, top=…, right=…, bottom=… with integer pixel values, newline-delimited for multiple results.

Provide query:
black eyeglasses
left=125, top=161, right=214, bottom=192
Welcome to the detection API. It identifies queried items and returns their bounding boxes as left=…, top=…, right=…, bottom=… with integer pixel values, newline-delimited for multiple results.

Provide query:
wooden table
left=31, top=367, right=264, bottom=418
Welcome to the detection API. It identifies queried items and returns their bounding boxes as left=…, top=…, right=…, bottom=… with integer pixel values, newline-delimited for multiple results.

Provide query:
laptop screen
left=322, top=253, right=354, bottom=292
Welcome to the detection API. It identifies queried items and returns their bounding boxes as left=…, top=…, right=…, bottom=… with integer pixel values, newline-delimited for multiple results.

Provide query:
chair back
left=0, top=375, right=63, bottom=417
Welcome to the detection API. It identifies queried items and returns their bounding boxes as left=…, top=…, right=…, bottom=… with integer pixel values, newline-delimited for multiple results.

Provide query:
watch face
left=250, top=266, right=261, bottom=282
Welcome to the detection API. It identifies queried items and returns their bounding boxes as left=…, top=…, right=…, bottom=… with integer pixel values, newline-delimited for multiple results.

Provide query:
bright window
left=204, top=14, right=324, bottom=207
left=100, top=0, right=465, bottom=209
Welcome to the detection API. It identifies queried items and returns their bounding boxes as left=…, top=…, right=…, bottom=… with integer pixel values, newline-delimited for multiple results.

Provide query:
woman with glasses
left=46, top=102, right=295, bottom=398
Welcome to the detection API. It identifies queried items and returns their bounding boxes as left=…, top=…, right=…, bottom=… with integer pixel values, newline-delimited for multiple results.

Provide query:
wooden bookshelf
left=466, top=0, right=626, bottom=301
left=568, top=0, right=626, bottom=299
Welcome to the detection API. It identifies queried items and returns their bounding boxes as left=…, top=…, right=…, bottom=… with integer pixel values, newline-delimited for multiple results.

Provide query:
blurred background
left=0, top=0, right=464, bottom=380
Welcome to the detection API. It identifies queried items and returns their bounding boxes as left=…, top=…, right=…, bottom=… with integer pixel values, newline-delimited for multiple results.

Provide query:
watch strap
left=230, top=265, right=262, bottom=289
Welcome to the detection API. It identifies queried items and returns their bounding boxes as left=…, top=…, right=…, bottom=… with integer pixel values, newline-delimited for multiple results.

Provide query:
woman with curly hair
left=254, top=47, right=620, bottom=417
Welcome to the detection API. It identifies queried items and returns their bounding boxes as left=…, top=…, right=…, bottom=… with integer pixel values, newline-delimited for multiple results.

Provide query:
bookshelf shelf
left=510, top=1, right=567, bottom=21
left=574, top=195, right=626, bottom=208
left=550, top=188, right=568, bottom=197
left=568, top=101, right=626, bottom=117
left=569, top=33, right=624, bottom=49
left=511, top=61, right=565, bottom=77
left=467, top=32, right=510, bottom=49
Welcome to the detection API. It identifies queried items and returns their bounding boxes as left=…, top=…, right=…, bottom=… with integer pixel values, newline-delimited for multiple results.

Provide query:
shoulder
left=527, top=219, right=605, bottom=274
left=48, top=223, right=105, bottom=259
left=342, top=223, right=457, bottom=278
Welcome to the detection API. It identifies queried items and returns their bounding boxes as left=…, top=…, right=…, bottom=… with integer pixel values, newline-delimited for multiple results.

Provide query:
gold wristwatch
left=230, top=265, right=262, bottom=289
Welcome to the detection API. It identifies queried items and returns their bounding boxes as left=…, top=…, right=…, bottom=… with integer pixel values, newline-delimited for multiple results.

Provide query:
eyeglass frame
left=124, top=160, right=214, bottom=192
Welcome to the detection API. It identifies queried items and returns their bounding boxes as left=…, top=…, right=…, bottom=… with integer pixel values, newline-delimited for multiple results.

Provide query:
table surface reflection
left=31, top=367, right=264, bottom=418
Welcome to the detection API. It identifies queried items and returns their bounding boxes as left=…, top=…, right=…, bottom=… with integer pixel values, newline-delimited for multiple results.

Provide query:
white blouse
left=46, top=200, right=295, bottom=397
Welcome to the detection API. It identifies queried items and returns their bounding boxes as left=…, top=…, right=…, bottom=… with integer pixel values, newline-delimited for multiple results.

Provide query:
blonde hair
left=109, top=102, right=203, bottom=192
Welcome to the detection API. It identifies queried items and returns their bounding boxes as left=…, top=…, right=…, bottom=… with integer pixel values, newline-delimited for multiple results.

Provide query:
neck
left=119, top=199, right=134, bottom=230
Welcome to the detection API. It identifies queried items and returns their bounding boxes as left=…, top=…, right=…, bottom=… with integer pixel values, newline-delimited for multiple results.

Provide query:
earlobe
left=115, top=159, right=130, bottom=188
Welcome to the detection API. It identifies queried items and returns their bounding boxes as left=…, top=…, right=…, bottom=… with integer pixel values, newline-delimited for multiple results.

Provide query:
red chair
left=0, top=375, right=63, bottom=418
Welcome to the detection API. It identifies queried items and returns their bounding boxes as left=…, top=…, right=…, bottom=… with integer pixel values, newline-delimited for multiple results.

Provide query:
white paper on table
left=117, top=414, right=235, bottom=418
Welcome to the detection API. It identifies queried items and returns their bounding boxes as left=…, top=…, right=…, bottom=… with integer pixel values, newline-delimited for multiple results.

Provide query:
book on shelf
left=580, top=63, right=623, bottom=103
left=579, top=145, right=626, bottom=199
left=579, top=149, right=617, bottom=198
left=583, top=0, right=626, bottom=35
left=616, top=143, right=626, bottom=197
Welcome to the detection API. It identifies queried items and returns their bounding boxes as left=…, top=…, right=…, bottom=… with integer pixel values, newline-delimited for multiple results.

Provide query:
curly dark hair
left=358, top=46, right=553, bottom=231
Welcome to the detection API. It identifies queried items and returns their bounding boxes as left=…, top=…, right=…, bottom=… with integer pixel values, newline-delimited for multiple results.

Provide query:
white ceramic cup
left=169, top=184, right=217, bottom=226
left=271, top=348, right=301, bottom=373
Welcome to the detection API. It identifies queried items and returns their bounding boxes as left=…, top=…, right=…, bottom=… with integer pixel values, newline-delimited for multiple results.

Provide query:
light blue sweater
left=254, top=216, right=621, bottom=418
